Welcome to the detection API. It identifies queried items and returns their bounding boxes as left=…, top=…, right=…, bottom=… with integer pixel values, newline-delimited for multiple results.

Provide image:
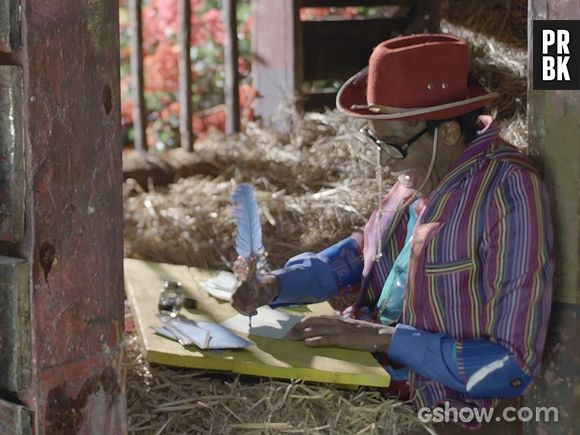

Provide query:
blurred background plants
left=119, top=0, right=255, bottom=150
left=119, top=2, right=384, bottom=151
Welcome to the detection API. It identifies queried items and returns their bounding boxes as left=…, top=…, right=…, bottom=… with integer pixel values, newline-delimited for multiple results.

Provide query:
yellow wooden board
left=125, top=258, right=390, bottom=387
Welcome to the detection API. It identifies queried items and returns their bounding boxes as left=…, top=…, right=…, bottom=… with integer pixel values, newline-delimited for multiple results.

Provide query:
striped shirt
left=273, top=116, right=554, bottom=419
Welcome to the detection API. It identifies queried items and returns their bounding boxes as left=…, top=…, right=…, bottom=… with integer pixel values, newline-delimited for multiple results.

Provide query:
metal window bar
left=179, top=0, right=194, bottom=151
left=128, top=0, right=146, bottom=153
left=127, top=0, right=242, bottom=153
left=223, top=0, right=241, bottom=134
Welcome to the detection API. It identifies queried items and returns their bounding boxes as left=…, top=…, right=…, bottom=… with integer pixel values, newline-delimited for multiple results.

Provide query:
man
left=232, top=34, right=554, bottom=432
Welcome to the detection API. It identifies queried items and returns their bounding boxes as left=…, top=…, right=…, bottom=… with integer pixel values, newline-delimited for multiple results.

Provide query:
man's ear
left=438, top=120, right=461, bottom=147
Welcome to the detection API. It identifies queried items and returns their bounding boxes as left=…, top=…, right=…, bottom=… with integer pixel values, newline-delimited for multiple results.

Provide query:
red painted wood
left=8, top=0, right=127, bottom=432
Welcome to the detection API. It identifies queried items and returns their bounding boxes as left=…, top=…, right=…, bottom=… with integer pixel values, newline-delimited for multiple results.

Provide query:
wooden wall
left=525, top=1, right=579, bottom=433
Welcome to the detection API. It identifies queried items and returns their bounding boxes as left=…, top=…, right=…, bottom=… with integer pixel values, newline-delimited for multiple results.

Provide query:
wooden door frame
left=0, top=0, right=125, bottom=433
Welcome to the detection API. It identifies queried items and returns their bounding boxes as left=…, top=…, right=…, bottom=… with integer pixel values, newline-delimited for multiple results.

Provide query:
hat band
left=350, top=93, right=499, bottom=116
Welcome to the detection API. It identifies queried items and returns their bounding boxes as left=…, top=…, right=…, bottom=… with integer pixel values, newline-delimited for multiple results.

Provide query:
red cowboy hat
left=336, top=34, right=498, bottom=121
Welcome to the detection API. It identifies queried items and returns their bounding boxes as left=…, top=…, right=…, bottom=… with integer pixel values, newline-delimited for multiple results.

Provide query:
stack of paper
left=200, top=271, right=237, bottom=301
left=154, top=314, right=253, bottom=350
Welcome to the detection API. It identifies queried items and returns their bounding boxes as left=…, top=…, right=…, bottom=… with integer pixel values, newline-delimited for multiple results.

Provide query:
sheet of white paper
left=221, top=306, right=302, bottom=339
left=201, top=282, right=233, bottom=301
left=196, top=321, right=254, bottom=349
left=153, top=322, right=253, bottom=350
left=212, top=271, right=236, bottom=290
left=157, top=315, right=211, bottom=348
left=201, top=271, right=237, bottom=301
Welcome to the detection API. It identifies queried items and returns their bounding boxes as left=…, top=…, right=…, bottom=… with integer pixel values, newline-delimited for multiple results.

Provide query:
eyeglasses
left=356, top=125, right=430, bottom=159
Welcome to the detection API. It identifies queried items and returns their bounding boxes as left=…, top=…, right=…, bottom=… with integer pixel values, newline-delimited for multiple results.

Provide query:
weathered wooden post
left=0, top=0, right=125, bottom=433
left=525, top=1, right=579, bottom=433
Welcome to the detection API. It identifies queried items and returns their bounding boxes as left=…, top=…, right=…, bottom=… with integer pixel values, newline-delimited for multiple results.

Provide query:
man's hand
left=231, top=256, right=281, bottom=316
left=285, top=315, right=394, bottom=353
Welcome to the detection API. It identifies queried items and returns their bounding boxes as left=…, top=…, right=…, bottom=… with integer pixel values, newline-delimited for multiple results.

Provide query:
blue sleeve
left=387, top=324, right=531, bottom=398
left=271, top=235, right=363, bottom=305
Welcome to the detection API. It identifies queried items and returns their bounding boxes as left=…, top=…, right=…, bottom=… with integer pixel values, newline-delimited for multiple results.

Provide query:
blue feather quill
left=233, top=183, right=265, bottom=259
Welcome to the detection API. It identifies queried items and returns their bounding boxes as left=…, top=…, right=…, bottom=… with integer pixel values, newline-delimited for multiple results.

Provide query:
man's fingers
left=285, top=317, right=321, bottom=338
left=286, top=324, right=344, bottom=340
left=306, top=335, right=374, bottom=351
left=285, top=319, right=320, bottom=339
left=305, top=336, right=326, bottom=346
left=233, top=257, right=246, bottom=271
left=233, top=257, right=249, bottom=281
left=230, top=296, right=250, bottom=316
left=285, top=314, right=358, bottom=339
left=231, top=287, right=256, bottom=316
left=304, top=335, right=339, bottom=347
left=291, top=315, right=339, bottom=332
left=288, top=315, right=360, bottom=337
left=233, top=303, right=256, bottom=317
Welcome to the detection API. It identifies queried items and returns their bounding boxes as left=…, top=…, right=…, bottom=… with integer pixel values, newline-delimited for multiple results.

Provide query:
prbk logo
left=533, top=20, right=580, bottom=90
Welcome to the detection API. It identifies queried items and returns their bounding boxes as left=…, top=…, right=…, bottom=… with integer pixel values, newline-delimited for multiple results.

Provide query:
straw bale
left=441, top=0, right=527, bottom=50
left=124, top=110, right=383, bottom=271
left=123, top=149, right=223, bottom=189
left=440, top=21, right=528, bottom=149
left=440, top=0, right=528, bottom=149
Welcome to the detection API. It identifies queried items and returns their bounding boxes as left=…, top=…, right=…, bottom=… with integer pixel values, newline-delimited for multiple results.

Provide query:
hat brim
left=336, top=68, right=498, bottom=122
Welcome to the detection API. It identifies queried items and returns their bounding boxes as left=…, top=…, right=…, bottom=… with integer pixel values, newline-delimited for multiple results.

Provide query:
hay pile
left=441, top=0, right=528, bottom=148
left=442, top=20, right=528, bottom=148
left=125, top=331, right=431, bottom=434
left=124, top=110, right=383, bottom=271
left=443, top=0, right=527, bottom=50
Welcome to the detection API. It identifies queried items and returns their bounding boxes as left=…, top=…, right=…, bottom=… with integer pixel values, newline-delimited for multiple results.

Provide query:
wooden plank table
left=125, top=258, right=390, bottom=387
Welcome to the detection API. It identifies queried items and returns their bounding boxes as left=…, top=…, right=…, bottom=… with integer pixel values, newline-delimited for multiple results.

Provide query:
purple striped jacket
left=356, top=116, right=554, bottom=410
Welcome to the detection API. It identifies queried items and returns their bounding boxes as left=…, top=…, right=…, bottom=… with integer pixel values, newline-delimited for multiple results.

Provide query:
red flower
left=238, top=57, right=251, bottom=75
left=143, top=42, right=179, bottom=92
left=201, top=9, right=224, bottom=45
left=121, top=99, right=134, bottom=127
left=300, top=7, right=331, bottom=20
